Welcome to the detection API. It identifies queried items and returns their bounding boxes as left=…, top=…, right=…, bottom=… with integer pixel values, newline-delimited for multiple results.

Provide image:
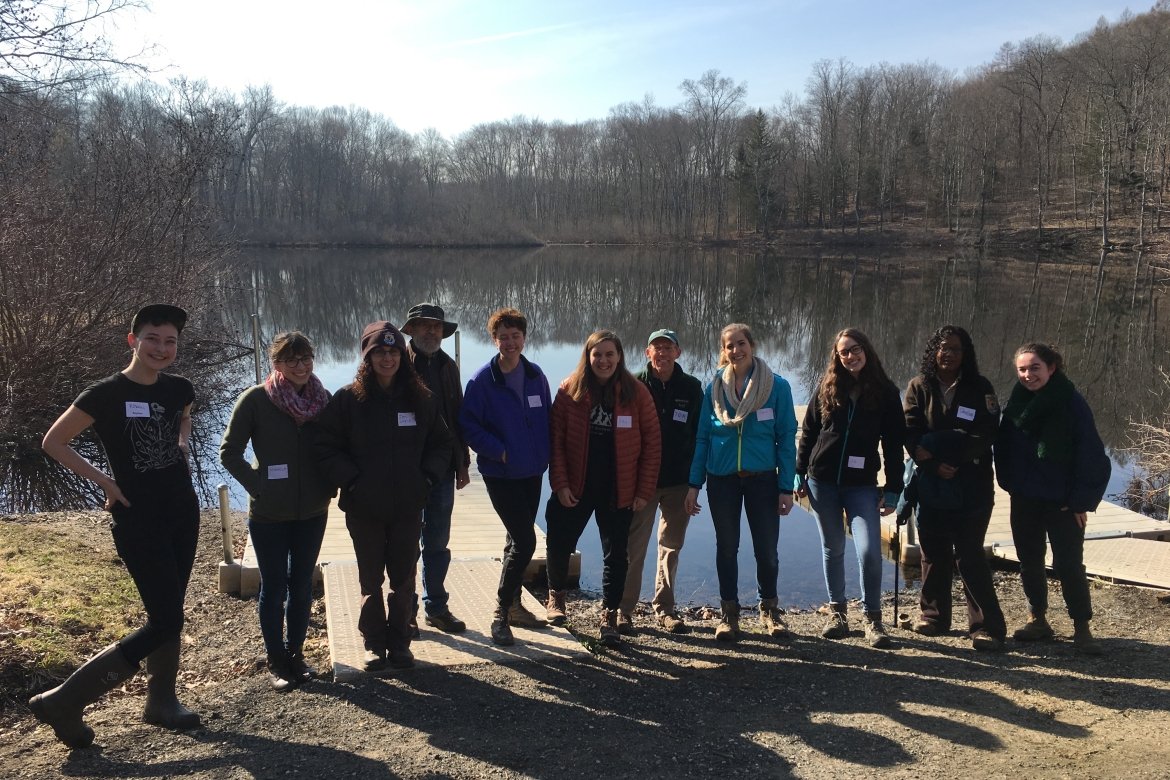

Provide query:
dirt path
left=2, top=511, right=1169, bottom=780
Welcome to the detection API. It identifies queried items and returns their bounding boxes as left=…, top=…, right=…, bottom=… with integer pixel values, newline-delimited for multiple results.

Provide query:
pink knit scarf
left=264, top=371, right=329, bottom=425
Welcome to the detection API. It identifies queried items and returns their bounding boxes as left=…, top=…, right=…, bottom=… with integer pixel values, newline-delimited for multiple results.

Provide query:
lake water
left=223, top=246, right=1167, bottom=609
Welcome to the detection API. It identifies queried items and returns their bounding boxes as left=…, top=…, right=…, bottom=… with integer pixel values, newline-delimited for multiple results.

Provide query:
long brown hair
left=563, top=329, right=638, bottom=406
left=717, top=323, right=756, bottom=368
left=352, top=349, right=431, bottom=404
left=816, top=328, right=895, bottom=419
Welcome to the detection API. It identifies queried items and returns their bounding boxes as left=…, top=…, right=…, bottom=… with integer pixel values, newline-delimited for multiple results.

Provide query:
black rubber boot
left=28, top=643, right=138, bottom=749
left=142, top=639, right=201, bottom=727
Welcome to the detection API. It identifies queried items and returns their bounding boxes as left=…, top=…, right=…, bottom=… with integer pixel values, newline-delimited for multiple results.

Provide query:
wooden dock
left=238, top=465, right=587, bottom=680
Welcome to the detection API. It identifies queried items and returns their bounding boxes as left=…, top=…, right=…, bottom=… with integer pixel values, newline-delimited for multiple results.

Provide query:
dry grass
left=0, top=515, right=142, bottom=697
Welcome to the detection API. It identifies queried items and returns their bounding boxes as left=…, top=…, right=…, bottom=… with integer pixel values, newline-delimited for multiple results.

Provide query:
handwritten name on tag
left=528, top=395, right=542, bottom=408
left=616, top=415, right=633, bottom=428
left=956, top=405, right=976, bottom=421
left=125, top=401, right=150, bottom=418
left=756, top=407, right=774, bottom=421
left=847, top=455, right=866, bottom=469
left=673, top=409, right=689, bottom=423
left=268, top=464, right=289, bottom=480
left=398, top=412, right=417, bottom=426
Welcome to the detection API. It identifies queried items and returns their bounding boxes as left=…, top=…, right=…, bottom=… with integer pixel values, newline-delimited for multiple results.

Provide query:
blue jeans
left=706, top=473, right=780, bottom=603
left=807, top=479, right=882, bottom=613
left=419, top=474, right=455, bottom=617
left=248, top=514, right=327, bottom=657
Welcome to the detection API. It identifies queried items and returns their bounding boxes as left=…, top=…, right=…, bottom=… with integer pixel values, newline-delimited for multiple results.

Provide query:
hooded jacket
left=796, top=380, right=906, bottom=493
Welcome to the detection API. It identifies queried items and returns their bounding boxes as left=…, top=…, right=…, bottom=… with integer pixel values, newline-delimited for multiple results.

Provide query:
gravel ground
left=3, top=510, right=1170, bottom=780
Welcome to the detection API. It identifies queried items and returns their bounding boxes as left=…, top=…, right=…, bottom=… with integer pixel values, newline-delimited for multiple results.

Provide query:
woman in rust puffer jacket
left=544, top=330, right=661, bottom=647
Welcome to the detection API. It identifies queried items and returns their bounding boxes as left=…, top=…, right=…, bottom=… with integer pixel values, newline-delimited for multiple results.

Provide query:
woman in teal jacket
left=220, top=331, right=334, bottom=690
left=685, top=323, right=797, bottom=642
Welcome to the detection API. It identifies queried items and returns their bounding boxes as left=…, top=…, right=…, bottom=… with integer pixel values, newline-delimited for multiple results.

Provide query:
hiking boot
left=425, top=611, right=466, bottom=633
left=1073, top=620, right=1104, bottom=656
left=142, top=639, right=201, bottom=729
left=546, top=589, right=568, bottom=626
left=659, top=612, right=688, bottom=634
left=287, top=650, right=316, bottom=683
left=759, top=598, right=789, bottom=638
left=864, top=611, right=892, bottom=649
left=388, top=648, right=415, bottom=669
left=267, top=652, right=296, bottom=693
left=616, top=611, right=636, bottom=636
left=362, top=648, right=387, bottom=672
left=1013, top=614, right=1056, bottom=642
left=28, top=643, right=139, bottom=749
left=971, top=629, right=1005, bottom=652
left=409, top=615, right=420, bottom=639
left=508, top=594, right=547, bottom=628
left=491, top=605, right=514, bottom=646
left=599, top=609, right=622, bottom=647
left=913, top=618, right=942, bottom=637
left=715, top=600, right=739, bottom=642
left=821, top=603, right=849, bottom=639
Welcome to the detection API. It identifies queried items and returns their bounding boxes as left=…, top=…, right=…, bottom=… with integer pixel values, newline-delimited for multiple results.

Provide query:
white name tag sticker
left=956, top=405, right=976, bottom=421
left=268, top=464, right=289, bottom=480
left=528, top=395, right=542, bottom=408
left=847, top=455, right=866, bottom=469
left=125, top=401, right=150, bottom=418
left=673, top=409, right=689, bottom=423
left=398, top=412, right=417, bottom=426
left=616, top=415, right=633, bottom=429
left=756, top=407, right=774, bottom=421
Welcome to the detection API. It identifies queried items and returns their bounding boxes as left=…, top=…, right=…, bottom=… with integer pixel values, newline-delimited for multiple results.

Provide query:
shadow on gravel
left=307, top=625, right=1121, bottom=778
left=55, top=729, right=401, bottom=779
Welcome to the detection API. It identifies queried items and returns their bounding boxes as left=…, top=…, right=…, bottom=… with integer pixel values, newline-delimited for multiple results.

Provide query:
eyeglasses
left=937, top=347, right=963, bottom=356
left=837, top=344, right=864, bottom=360
left=280, top=356, right=314, bottom=367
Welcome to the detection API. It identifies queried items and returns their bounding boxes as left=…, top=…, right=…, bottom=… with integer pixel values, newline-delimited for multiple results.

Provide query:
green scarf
left=1002, top=370, right=1076, bottom=463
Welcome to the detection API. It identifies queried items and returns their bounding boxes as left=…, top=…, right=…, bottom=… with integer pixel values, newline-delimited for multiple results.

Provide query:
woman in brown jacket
left=544, top=330, right=661, bottom=646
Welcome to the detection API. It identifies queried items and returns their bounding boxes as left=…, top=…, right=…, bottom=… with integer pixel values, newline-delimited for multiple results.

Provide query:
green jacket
left=219, top=385, right=336, bottom=522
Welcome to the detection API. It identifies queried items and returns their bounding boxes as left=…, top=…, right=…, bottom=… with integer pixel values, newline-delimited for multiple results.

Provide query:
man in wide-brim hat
left=401, top=303, right=471, bottom=635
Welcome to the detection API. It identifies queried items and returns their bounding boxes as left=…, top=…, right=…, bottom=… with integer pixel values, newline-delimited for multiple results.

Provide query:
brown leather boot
left=546, top=589, right=567, bottom=626
left=715, top=600, right=739, bottom=642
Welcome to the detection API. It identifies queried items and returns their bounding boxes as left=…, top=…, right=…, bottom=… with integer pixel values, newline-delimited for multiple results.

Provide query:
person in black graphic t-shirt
left=31, top=304, right=201, bottom=749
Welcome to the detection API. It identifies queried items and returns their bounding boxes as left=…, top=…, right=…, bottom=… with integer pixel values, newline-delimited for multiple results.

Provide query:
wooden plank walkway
left=239, top=464, right=587, bottom=680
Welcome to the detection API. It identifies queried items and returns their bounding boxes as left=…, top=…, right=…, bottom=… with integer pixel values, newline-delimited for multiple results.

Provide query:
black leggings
left=111, top=494, right=200, bottom=664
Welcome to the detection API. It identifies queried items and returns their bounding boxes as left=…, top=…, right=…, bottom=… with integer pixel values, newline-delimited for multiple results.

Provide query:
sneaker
left=913, top=619, right=942, bottom=637
left=599, top=610, right=622, bottom=647
left=863, top=612, right=892, bottom=649
left=1073, top=621, right=1104, bottom=656
left=388, top=648, right=415, bottom=669
left=508, top=597, right=547, bottom=629
left=616, top=611, right=636, bottom=636
left=821, top=606, right=849, bottom=640
left=971, top=630, right=1005, bottom=652
left=287, top=651, right=316, bottom=683
left=267, top=653, right=296, bottom=692
left=362, top=648, right=387, bottom=672
left=425, top=611, right=467, bottom=634
left=1013, top=615, right=1056, bottom=642
left=659, top=612, right=688, bottom=634
left=546, top=590, right=567, bottom=627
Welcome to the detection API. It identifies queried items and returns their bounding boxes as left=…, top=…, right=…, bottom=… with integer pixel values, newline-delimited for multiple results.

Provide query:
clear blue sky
left=112, top=0, right=1142, bottom=138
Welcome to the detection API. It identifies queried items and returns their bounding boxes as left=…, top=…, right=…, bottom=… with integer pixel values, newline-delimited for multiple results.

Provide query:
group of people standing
left=29, top=303, right=1112, bottom=751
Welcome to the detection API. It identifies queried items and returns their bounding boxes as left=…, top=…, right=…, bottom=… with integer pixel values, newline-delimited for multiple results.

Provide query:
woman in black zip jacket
left=796, top=329, right=904, bottom=647
left=903, top=325, right=1006, bottom=651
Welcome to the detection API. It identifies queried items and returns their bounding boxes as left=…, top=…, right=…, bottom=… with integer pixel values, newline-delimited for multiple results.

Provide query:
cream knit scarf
left=711, top=357, right=774, bottom=427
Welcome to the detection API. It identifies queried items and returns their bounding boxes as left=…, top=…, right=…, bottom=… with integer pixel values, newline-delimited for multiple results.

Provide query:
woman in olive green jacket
left=220, top=331, right=335, bottom=690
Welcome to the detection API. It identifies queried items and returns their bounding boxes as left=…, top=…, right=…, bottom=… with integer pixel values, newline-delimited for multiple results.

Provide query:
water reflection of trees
left=238, top=247, right=1167, bottom=451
